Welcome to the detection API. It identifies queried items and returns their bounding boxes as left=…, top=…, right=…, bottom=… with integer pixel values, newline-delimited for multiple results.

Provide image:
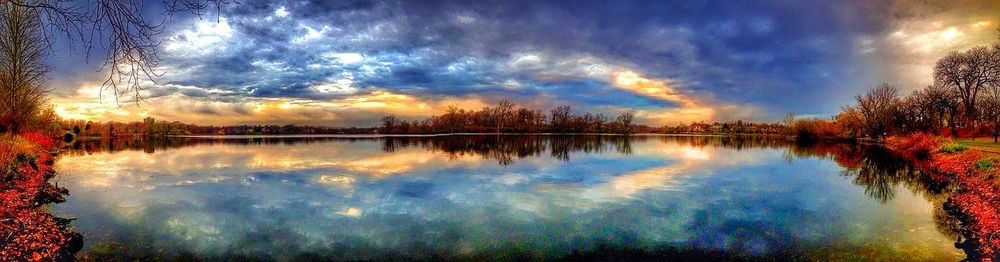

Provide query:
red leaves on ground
left=0, top=133, right=75, bottom=261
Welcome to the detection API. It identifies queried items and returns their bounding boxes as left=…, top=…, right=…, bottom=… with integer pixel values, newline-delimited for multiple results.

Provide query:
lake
left=51, top=135, right=965, bottom=260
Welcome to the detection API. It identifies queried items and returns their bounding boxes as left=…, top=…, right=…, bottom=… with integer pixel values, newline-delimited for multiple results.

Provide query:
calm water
left=52, top=135, right=965, bottom=260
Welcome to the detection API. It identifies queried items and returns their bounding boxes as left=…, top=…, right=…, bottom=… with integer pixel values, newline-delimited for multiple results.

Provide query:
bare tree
left=979, top=91, right=1000, bottom=143
left=594, top=113, right=607, bottom=133
left=835, top=107, right=863, bottom=138
left=442, top=105, right=460, bottom=133
left=549, top=105, right=571, bottom=133
left=380, top=115, right=398, bottom=134
left=614, top=111, right=634, bottom=134
left=491, top=100, right=514, bottom=134
left=923, top=84, right=960, bottom=133
left=0, top=2, right=47, bottom=133
left=850, top=83, right=898, bottom=140
left=903, top=85, right=958, bottom=134
left=895, top=94, right=923, bottom=132
left=934, top=46, right=1000, bottom=124
left=782, top=112, right=795, bottom=126
left=5, top=0, right=234, bottom=104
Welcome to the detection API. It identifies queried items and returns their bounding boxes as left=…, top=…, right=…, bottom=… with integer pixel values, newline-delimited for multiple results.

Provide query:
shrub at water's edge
left=0, top=132, right=81, bottom=260
left=886, top=133, right=1000, bottom=260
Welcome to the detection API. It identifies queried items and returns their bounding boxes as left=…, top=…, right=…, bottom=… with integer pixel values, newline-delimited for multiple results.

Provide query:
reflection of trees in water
left=548, top=136, right=628, bottom=161
left=65, top=135, right=794, bottom=166
left=64, top=135, right=792, bottom=166
left=783, top=142, right=945, bottom=201
left=62, top=136, right=381, bottom=156
left=60, top=135, right=955, bottom=212
left=381, top=135, right=545, bottom=165
left=786, top=142, right=962, bottom=240
left=384, top=135, right=787, bottom=165
left=382, top=135, right=799, bottom=166
left=664, top=135, right=790, bottom=151
left=383, top=135, right=795, bottom=165
left=383, top=135, right=626, bottom=165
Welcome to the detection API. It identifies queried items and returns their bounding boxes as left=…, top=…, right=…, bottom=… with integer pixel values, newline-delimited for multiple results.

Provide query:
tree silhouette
left=933, top=46, right=999, bottom=124
left=7, top=0, right=233, bottom=103
left=491, top=100, right=514, bottom=134
left=851, top=83, right=898, bottom=140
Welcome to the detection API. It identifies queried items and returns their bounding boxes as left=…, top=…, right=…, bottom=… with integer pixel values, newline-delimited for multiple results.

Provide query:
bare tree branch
left=2, top=0, right=234, bottom=105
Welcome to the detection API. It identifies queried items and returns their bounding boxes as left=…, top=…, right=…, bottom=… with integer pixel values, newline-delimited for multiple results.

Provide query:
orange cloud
left=608, top=70, right=717, bottom=125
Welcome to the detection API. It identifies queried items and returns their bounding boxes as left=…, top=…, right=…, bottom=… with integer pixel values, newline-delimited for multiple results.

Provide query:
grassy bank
left=954, top=138, right=1000, bottom=155
left=0, top=132, right=80, bottom=260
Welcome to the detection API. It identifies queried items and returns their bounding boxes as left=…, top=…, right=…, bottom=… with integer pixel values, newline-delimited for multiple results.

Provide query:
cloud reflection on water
left=53, top=136, right=963, bottom=260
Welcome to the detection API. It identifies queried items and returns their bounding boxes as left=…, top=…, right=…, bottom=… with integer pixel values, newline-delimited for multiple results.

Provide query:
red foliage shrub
left=0, top=138, right=14, bottom=169
left=18, top=131, right=53, bottom=149
left=790, top=119, right=842, bottom=141
left=887, top=133, right=941, bottom=160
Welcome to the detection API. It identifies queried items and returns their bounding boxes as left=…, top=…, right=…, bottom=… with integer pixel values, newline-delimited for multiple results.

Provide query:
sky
left=47, top=0, right=1000, bottom=127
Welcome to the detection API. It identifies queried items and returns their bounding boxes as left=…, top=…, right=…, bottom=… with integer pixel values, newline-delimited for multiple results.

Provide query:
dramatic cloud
left=851, top=0, right=1000, bottom=93
left=49, top=0, right=1000, bottom=126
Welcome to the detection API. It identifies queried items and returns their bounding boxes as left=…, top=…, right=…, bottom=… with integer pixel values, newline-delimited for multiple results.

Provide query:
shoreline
left=884, top=133, right=1000, bottom=260
left=69, top=133, right=790, bottom=140
left=0, top=133, right=81, bottom=260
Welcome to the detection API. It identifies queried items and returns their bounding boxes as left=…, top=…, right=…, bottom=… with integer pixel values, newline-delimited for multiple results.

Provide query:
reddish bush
left=790, top=119, right=842, bottom=141
left=18, top=131, right=53, bottom=149
left=0, top=138, right=15, bottom=169
left=887, top=133, right=941, bottom=160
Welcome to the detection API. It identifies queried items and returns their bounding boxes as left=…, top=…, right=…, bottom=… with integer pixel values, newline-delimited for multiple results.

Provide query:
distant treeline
left=377, top=102, right=785, bottom=135
left=53, top=103, right=789, bottom=137
left=57, top=118, right=378, bottom=138
left=378, top=102, right=643, bottom=134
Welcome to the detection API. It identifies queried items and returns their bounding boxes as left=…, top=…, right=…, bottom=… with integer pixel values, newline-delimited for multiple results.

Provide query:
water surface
left=53, top=135, right=964, bottom=260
